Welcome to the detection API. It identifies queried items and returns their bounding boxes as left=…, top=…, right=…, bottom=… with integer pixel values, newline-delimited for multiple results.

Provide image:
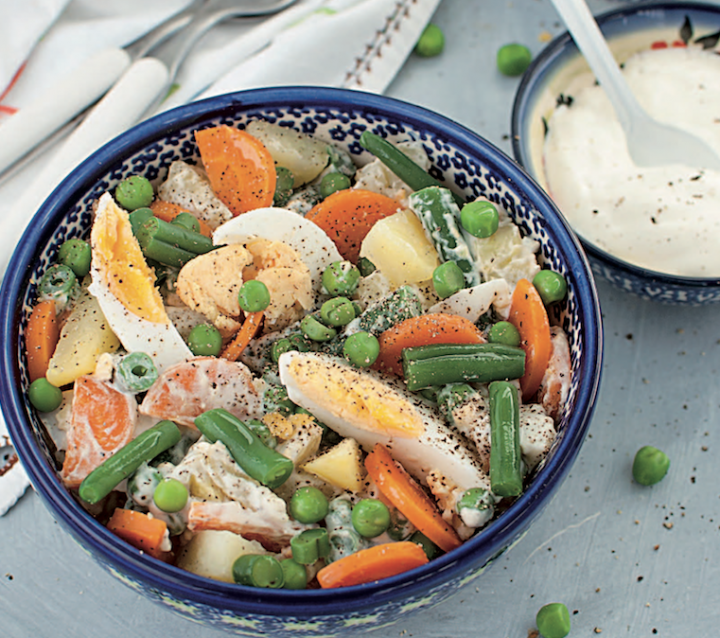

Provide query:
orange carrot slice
left=61, top=376, right=137, bottom=488
left=317, top=541, right=428, bottom=589
left=150, top=200, right=213, bottom=237
left=305, top=189, right=401, bottom=263
left=139, top=356, right=261, bottom=427
left=195, top=125, right=276, bottom=216
left=221, top=311, right=264, bottom=362
left=26, top=300, right=59, bottom=382
left=107, top=508, right=168, bottom=559
left=374, top=313, right=486, bottom=376
left=508, top=278, right=552, bottom=401
left=364, top=444, right=462, bottom=553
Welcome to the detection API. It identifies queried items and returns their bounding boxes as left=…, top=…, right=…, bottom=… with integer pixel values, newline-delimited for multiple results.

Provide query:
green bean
left=128, top=207, right=154, bottom=233
left=246, top=418, right=278, bottom=450
left=57, top=238, right=92, bottom=278
left=408, top=186, right=479, bottom=286
left=632, top=446, right=670, bottom=486
left=78, top=420, right=182, bottom=504
left=402, top=343, right=525, bottom=391
left=134, top=231, right=197, bottom=269
left=194, top=409, right=293, bottom=489
left=171, top=212, right=201, bottom=233
left=409, top=530, right=443, bottom=560
left=359, top=131, right=465, bottom=207
left=290, top=528, right=331, bottom=565
left=116, top=352, right=158, bottom=393
left=28, top=378, right=63, bottom=413
left=137, top=215, right=214, bottom=255
left=535, top=602, right=571, bottom=638
left=232, top=554, right=284, bottom=589
left=488, top=381, right=523, bottom=498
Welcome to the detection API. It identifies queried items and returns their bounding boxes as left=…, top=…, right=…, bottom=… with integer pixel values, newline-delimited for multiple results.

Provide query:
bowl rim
left=0, top=85, right=604, bottom=616
left=510, top=0, right=720, bottom=288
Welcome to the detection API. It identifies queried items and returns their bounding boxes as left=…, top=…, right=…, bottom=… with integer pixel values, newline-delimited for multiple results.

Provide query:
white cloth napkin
left=0, top=0, right=441, bottom=515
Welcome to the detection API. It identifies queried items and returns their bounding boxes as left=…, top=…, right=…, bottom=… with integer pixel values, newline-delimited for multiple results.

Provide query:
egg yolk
left=288, top=355, right=425, bottom=438
left=91, top=194, right=168, bottom=324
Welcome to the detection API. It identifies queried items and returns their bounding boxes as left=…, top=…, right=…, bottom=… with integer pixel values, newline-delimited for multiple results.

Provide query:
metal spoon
left=549, top=0, right=720, bottom=170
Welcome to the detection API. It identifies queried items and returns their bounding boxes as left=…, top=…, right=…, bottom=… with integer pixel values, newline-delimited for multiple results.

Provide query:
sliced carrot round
left=364, top=444, right=462, bottom=553
left=195, top=125, right=276, bottom=216
left=374, top=313, right=486, bottom=376
left=26, top=300, right=59, bottom=382
left=508, top=278, right=552, bottom=401
left=317, top=541, right=428, bottom=589
left=305, top=189, right=401, bottom=263
left=61, top=376, right=137, bottom=489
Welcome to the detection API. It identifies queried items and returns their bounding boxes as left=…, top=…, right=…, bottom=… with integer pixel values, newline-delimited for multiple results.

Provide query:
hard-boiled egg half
left=213, top=207, right=343, bottom=301
left=278, top=351, right=490, bottom=493
left=88, top=192, right=192, bottom=373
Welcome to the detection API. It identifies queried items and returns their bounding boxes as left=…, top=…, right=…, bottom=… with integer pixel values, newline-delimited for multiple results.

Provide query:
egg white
left=278, top=351, right=490, bottom=493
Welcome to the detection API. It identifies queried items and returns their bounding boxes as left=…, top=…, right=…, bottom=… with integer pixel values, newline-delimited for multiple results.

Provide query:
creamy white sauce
left=543, top=47, right=720, bottom=277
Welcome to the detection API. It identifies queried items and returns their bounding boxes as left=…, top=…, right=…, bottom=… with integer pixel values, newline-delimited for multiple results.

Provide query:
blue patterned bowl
left=511, top=1, right=720, bottom=305
left=0, top=87, right=603, bottom=636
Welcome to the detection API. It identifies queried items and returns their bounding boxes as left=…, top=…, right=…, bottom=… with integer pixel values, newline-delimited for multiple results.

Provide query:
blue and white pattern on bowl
left=0, top=87, right=603, bottom=637
left=511, top=1, right=720, bottom=306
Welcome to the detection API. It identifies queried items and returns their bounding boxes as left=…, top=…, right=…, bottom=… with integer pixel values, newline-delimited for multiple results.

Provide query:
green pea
left=280, top=558, right=307, bottom=590
left=187, top=323, right=223, bottom=357
left=460, top=200, right=499, bottom=238
left=319, top=172, right=351, bottom=199
left=432, top=261, right=465, bottom=299
left=533, top=270, right=568, bottom=306
left=415, top=23, right=445, bottom=57
left=351, top=498, right=391, bottom=538
left=356, top=256, right=376, bottom=277
left=57, top=238, right=92, bottom=278
left=320, top=296, right=356, bottom=327
left=409, top=530, right=443, bottom=560
left=632, top=446, right=670, bottom=486
left=28, top=378, right=62, bottom=413
left=238, top=280, right=271, bottom=313
left=535, top=602, right=571, bottom=638
left=115, top=175, right=154, bottom=211
left=343, top=331, right=380, bottom=368
left=300, top=315, right=337, bottom=342
left=322, top=261, right=361, bottom=297
left=171, top=212, right=201, bottom=233
left=246, top=418, right=278, bottom=450
left=153, top=478, right=188, bottom=513
left=290, top=486, right=329, bottom=524
left=497, top=43, right=533, bottom=76
left=274, top=166, right=295, bottom=207
left=488, top=321, right=521, bottom=347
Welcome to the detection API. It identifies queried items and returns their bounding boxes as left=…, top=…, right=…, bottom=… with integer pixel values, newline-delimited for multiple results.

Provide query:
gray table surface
left=2, top=1, right=719, bottom=636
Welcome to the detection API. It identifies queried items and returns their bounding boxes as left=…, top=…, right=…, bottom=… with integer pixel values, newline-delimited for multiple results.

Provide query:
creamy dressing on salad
left=543, top=47, right=720, bottom=277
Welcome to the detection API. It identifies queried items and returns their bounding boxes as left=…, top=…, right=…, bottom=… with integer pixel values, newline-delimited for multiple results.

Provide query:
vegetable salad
left=26, top=119, right=572, bottom=590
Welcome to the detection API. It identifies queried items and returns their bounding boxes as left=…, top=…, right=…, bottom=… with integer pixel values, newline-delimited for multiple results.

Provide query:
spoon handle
left=550, top=0, right=643, bottom=133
